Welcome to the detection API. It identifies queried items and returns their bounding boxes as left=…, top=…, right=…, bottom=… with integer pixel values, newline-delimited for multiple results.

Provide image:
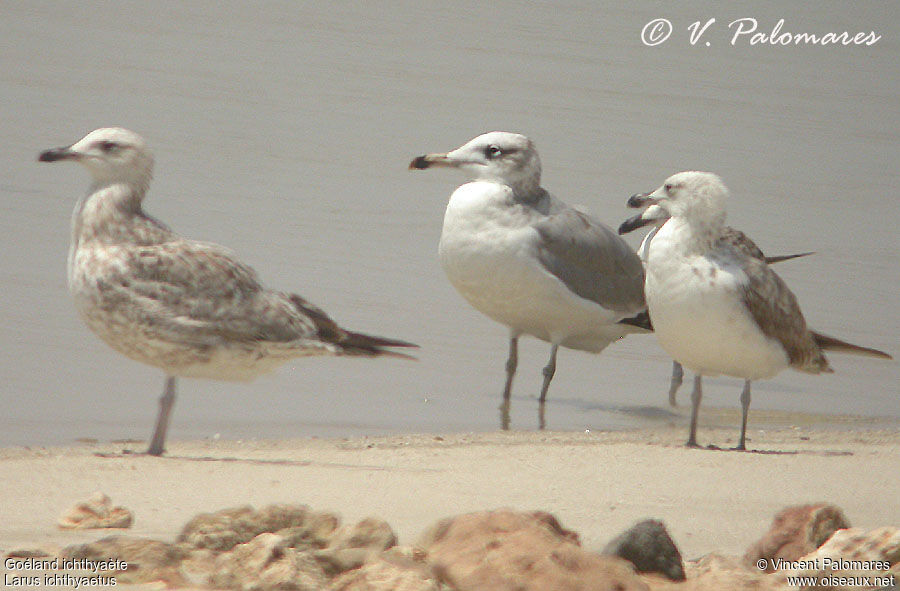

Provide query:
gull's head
left=409, top=131, right=541, bottom=193
left=624, top=171, right=728, bottom=231
left=38, top=127, right=154, bottom=190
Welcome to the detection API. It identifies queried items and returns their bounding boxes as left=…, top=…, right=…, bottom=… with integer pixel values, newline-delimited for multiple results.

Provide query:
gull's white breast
left=438, top=181, right=626, bottom=351
left=645, top=222, right=789, bottom=379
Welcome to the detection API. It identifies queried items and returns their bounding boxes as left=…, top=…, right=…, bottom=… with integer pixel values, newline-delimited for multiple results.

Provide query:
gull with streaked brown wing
left=39, top=127, right=417, bottom=455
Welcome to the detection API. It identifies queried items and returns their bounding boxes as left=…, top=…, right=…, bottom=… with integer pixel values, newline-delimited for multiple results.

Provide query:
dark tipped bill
left=626, top=192, right=656, bottom=209
left=618, top=212, right=657, bottom=235
left=38, top=147, right=76, bottom=162
left=408, top=153, right=451, bottom=170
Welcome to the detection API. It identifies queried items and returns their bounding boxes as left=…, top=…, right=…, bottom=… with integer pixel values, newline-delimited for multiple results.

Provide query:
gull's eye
left=485, top=145, right=502, bottom=159
left=98, top=141, right=119, bottom=153
left=664, top=183, right=673, bottom=193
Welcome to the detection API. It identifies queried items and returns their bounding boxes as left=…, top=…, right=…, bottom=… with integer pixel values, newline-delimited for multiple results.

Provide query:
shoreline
left=3, top=402, right=898, bottom=451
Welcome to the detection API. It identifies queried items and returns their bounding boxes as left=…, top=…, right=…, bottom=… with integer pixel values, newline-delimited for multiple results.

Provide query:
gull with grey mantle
left=628, top=170, right=891, bottom=448
left=410, top=132, right=648, bottom=418
left=39, top=127, right=416, bottom=456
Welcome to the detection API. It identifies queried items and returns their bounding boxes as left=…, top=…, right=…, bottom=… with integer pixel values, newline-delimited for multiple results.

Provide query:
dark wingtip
left=763, top=252, right=816, bottom=265
left=342, top=331, right=419, bottom=360
left=618, top=310, right=653, bottom=331
left=409, top=155, right=430, bottom=170
left=811, top=331, right=893, bottom=360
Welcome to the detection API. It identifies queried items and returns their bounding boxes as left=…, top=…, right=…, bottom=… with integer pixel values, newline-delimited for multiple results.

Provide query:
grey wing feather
left=737, top=255, right=831, bottom=373
left=533, top=208, right=646, bottom=313
left=100, top=240, right=320, bottom=345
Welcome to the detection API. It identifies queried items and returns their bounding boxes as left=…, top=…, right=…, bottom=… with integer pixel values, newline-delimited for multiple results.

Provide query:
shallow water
left=1, top=2, right=897, bottom=447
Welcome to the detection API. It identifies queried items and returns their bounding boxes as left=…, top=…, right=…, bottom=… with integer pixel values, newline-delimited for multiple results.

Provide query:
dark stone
left=601, top=519, right=686, bottom=581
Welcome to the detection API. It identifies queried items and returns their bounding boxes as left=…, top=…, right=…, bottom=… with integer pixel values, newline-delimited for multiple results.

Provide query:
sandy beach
left=3, top=425, right=899, bottom=565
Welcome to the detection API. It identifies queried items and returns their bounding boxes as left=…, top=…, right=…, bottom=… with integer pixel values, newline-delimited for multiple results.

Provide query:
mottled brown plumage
left=633, top=170, right=891, bottom=449
left=738, top=255, right=831, bottom=373
left=40, top=127, right=416, bottom=455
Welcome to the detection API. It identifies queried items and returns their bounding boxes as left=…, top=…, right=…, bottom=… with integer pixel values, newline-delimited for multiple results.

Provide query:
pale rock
left=178, top=504, right=331, bottom=552
left=314, top=517, right=399, bottom=576
left=277, top=511, right=341, bottom=550
left=57, top=492, right=133, bottom=529
left=210, top=532, right=328, bottom=591
left=326, top=553, right=447, bottom=591
left=62, top=535, right=186, bottom=585
left=177, top=548, right=218, bottom=587
left=329, top=517, right=397, bottom=553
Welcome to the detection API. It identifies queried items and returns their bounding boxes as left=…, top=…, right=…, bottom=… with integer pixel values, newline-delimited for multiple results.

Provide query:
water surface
left=1, top=2, right=897, bottom=447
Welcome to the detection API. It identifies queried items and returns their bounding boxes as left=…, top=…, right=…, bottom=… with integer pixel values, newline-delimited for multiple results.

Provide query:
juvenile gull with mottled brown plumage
left=624, top=171, right=891, bottom=449
left=619, top=198, right=813, bottom=447
left=39, top=127, right=416, bottom=456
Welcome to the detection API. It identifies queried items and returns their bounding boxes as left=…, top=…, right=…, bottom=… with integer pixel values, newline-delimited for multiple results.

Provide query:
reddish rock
left=419, top=509, right=649, bottom=591
left=744, top=504, right=850, bottom=571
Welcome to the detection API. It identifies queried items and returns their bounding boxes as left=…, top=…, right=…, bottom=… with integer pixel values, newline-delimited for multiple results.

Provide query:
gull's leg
left=686, top=374, right=702, bottom=448
left=500, top=335, right=518, bottom=430
left=502, top=335, right=519, bottom=403
left=736, top=379, right=752, bottom=451
left=147, top=376, right=177, bottom=456
left=538, top=344, right=559, bottom=404
left=668, top=361, right=684, bottom=407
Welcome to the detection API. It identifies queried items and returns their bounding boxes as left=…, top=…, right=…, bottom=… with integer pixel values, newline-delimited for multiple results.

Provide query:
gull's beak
left=618, top=213, right=653, bottom=235
left=409, top=153, right=452, bottom=170
left=626, top=191, right=658, bottom=209
left=618, top=204, right=669, bottom=235
left=38, top=146, right=78, bottom=163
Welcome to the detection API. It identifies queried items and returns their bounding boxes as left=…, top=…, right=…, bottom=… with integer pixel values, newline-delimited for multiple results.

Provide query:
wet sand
left=3, top=426, right=899, bottom=563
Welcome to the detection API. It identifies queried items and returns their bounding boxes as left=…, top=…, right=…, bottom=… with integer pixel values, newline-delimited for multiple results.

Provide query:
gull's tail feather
left=812, top=331, right=892, bottom=360
left=764, top=252, right=815, bottom=265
